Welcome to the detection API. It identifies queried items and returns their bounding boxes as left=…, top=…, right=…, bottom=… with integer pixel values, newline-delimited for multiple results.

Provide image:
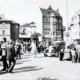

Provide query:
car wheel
left=44, top=53, right=48, bottom=57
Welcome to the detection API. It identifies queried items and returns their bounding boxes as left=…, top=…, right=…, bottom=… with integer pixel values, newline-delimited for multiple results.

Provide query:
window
left=57, top=32, right=61, bottom=35
left=53, top=24, right=56, bottom=30
left=59, top=19, right=61, bottom=23
left=72, top=17, right=74, bottom=22
left=66, top=32, right=69, bottom=37
left=2, top=30, right=5, bottom=35
left=44, top=17, right=50, bottom=22
left=79, top=15, right=80, bottom=20
left=56, top=25, right=61, bottom=30
left=53, top=18, right=56, bottom=23
left=68, top=27, right=71, bottom=30
left=23, top=30, right=26, bottom=34
left=75, top=16, right=76, bottom=20
left=44, top=23, right=50, bottom=29
left=2, top=22, right=5, bottom=26
left=44, top=31, right=49, bottom=35
left=53, top=32, right=55, bottom=35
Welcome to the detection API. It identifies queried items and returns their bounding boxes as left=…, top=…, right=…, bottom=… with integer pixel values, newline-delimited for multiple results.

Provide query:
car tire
left=44, top=53, right=48, bottom=57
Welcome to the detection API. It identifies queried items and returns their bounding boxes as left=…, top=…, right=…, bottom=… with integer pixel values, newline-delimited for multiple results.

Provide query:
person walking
left=16, top=44, right=21, bottom=59
left=6, top=40, right=16, bottom=73
left=15, top=41, right=21, bottom=59
left=76, top=45, right=80, bottom=63
left=31, top=40, right=37, bottom=58
left=71, top=47, right=76, bottom=63
left=59, top=48, right=64, bottom=61
left=0, top=38, right=8, bottom=71
left=48, top=42, right=53, bottom=56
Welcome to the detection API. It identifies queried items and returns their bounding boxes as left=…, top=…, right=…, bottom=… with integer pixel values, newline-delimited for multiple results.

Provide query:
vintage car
left=44, top=46, right=56, bottom=57
left=44, top=41, right=65, bottom=57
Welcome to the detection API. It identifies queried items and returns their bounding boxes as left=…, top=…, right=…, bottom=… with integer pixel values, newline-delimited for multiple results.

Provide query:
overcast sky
left=0, top=0, right=80, bottom=34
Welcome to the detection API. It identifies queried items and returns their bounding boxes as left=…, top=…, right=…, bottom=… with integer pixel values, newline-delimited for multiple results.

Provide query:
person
left=59, top=48, right=64, bottom=61
left=76, top=45, right=80, bottom=63
left=15, top=41, right=21, bottom=59
left=70, top=47, right=76, bottom=63
left=1, top=38, right=8, bottom=71
left=48, top=42, right=53, bottom=56
left=0, top=41, right=2, bottom=56
left=6, top=40, right=16, bottom=73
left=20, top=42, right=24, bottom=55
left=30, top=40, right=37, bottom=58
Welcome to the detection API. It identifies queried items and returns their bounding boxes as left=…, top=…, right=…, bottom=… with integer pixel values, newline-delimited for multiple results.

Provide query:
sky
left=0, top=0, right=80, bottom=34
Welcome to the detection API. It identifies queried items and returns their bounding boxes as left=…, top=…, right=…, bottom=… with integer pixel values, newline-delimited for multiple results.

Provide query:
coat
left=6, top=44, right=15, bottom=60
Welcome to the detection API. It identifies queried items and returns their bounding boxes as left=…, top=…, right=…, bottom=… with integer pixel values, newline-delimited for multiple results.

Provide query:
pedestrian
left=76, top=45, right=80, bottom=63
left=30, top=40, right=37, bottom=58
left=59, top=48, right=64, bottom=61
left=48, top=42, right=53, bottom=56
left=0, top=38, right=8, bottom=71
left=15, top=41, right=21, bottom=59
left=17, top=44, right=21, bottom=59
left=20, top=42, right=24, bottom=54
left=6, top=40, right=16, bottom=73
left=70, top=47, right=76, bottom=63
left=0, top=41, right=2, bottom=56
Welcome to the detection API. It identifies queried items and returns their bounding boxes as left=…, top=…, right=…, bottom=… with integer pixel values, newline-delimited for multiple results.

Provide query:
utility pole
left=66, top=0, right=68, bottom=31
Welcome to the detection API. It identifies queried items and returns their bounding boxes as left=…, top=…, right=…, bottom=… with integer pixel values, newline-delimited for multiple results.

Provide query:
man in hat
left=6, top=40, right=16, bottom=73
left=1, top=38, right=8, bottom=71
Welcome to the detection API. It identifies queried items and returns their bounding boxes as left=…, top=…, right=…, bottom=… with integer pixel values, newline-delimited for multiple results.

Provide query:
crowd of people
left=1, top=37, right=80, bottom=73
left=43, top=41, right=80, bottom=63
left=0, top=38, right=45, bottom=73
left=69, top=43, right=80, bottom=63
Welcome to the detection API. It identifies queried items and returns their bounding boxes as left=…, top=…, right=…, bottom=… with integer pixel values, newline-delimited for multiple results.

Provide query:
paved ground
left=0, top=53, right=80, bottom=80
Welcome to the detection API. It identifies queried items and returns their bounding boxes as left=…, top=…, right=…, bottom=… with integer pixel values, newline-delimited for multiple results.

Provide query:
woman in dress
left=31, top=40, right=37, bottom=58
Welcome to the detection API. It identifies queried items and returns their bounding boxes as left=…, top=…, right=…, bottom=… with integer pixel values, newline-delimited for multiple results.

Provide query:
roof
left=0, top=14, right=19, bottom=25
left=20, top=22, right=36, bottom=27
left=11, top=20, right=19, bottom=25
left=40, top=6, right=61, bottom=17
left=21, top=23, right=29, bottom=27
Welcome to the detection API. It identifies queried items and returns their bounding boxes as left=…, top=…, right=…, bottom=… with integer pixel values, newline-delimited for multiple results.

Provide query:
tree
left=31, top=32, right=41, bottom=45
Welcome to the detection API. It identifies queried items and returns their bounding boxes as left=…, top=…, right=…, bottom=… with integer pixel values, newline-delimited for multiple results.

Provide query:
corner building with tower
left=40, top=6, right=64, bottom=42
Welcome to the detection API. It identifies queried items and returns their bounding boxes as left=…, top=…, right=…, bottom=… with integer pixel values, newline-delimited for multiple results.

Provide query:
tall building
left=69, top=10, right=80, bottom=43
left=19, top=22, right=36, bottom=41
left=40, top=6, right=64, bottom=42
left=0, top=14, right=19, bottom=41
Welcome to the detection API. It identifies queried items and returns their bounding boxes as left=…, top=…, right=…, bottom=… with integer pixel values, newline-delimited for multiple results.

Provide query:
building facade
left=19, top=22, right=36, bottom=41
left=67, top=10, right=80, bottom=44
left=0, top=14, right=19, bottom=41
left=40, top=6, right=64, bottom=42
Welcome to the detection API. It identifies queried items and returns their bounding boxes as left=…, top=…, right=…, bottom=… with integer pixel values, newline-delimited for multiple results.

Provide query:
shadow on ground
left=13, top=66, right=43, bottom=73
left=0, top=71, right=7, bottom=75
left=63, top=58, right=72, bottom=61
left=16, top=60, right=32, bottom=65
